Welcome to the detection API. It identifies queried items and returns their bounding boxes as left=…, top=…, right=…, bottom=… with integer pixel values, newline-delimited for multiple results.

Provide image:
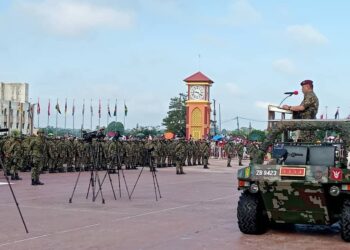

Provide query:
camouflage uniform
left=200, top=141, right=210, bottom=169
left=223, top=141, right=234, bottom=167
left=3, top=137, right=23, bottom=180
left=299, top=91, right=319, bottom=142
left=234, top=142, right=244, bottom=166
left=29, top=132, right=46, bottom=185
left=174, top=140, right=186, bottom=174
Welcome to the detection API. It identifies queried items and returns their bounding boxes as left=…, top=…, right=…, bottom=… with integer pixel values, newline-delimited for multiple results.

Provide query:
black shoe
left=11, top=175, right=16, bottom=180
left=239, top=163, right=243, bottom=166
left=15, top=174, right=22, bottom=180
left=203, top=166, right=209, bottom=169
left=227, top=165, right=232, bottom=167
left=180, top=172, right=186, bottom=175
left=36, top=180, right=44, bottom=185
left=31, top=179, right=36, bottom=185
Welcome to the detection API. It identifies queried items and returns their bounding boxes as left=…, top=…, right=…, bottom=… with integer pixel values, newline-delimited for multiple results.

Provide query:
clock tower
left=184, top=71, right=213, bottom=140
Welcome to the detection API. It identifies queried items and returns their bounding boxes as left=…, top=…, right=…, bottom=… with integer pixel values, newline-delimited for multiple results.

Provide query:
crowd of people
left=0, top=129, right=217, bottom=185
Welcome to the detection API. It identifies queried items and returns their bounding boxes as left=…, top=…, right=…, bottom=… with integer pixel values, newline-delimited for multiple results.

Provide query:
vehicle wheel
left=341, top=199, right=350, bottom=242
left=237, top=191, right=268, bottom=234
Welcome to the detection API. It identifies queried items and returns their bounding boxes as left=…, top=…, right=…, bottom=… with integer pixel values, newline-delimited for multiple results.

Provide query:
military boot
left=227, top=164, right=232, bottom=167
left=11, top=174, right=16, bottom=180
left=203, top=165, right=209, bottom=169
left=14, top=173, right=22, bottom=180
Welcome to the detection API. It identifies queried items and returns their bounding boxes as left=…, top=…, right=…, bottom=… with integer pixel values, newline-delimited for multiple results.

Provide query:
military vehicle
left=237, top=120, right=350, bottom=241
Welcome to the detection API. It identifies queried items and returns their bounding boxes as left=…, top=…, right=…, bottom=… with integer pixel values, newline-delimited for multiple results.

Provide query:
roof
left=184, top=71, right=214, bottom=83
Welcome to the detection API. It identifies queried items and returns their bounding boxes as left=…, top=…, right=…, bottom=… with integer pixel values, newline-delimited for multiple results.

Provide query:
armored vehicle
left=237, top=120, right=350, bottom=241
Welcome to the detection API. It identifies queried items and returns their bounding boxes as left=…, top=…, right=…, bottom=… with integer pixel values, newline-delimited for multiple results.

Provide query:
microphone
left=284, top=91, right=298, bottom=95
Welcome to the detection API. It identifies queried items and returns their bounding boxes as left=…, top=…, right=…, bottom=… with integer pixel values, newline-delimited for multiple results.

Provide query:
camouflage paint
left=238, top=164, right=350, bottom=224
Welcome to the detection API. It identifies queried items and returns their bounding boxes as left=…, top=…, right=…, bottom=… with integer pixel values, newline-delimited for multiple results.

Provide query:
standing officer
left=282, top=79, right=319, bottom=119
left=29, top=129, right=46, bottom=185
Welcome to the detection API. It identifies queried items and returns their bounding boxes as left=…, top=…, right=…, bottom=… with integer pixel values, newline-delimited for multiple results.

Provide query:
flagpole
left=72, top=99, right=75, bottom=136
left=115, top=99, right=118, bottom=122
left=37, top=98, right=40, bottom=128
left=98, top=99, right=101, bottom=129
left=90, top=99, right=93, bottom=131
left=107, top=99, right=110, bottom=126
left=123, top=100, right=126, bottom=129
left=56, top=99, right=58, bottom=136
left=47, top=99, right=50, bottom=128
left=64, top=98, right=67, bottom=130
left=82, top=99, right=85, bottom=130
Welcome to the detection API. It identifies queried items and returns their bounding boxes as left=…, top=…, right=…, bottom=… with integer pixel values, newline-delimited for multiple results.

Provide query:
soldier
left=3, top=135, right=23, bottom=180
left=28, top=129, right=46, bottom=185
left=174, top=139, right=186, bottom=174
left=282, top=79, right=319, bottom=119
left=282, top=80, right=319, bottom=141
left=223, top=140, right=234, bottom=167
left=200, top=140, right=210, bottom=169
left=234, top=141, right=244, bottom=166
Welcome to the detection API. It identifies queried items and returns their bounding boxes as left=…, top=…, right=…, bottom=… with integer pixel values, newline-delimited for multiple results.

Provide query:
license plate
left=280, top=167, right=306, bottom=177
left=254, top=169, right=278, bottom=177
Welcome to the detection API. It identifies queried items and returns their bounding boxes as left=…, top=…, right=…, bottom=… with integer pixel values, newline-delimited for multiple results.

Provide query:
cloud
left=18, top=0, right=135, bottom=36
left=225, top=83, right=241, bottom=96
left=273, top=58, right=297, bottom=75
left=286, top=24, right=328, bottom=45
left=225, top=0, right=261, bottom=26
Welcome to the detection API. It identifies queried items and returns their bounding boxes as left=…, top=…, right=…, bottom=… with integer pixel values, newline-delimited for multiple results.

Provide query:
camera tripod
left=129, top=152, right=161, bottom=201
left=0, top=156, right=28, bottom=233
left=69, top=141, right=117, bottom=204
left=94, top=153, right=130, bottom=200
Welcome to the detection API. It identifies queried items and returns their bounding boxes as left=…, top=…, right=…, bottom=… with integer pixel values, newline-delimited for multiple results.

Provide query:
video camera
left=82, top=129, right=105, bottom=143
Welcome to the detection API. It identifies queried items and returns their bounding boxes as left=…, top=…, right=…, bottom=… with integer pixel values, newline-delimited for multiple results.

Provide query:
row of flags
left=36, top=99, right=128, bottom=118
left=319, top=107, right=345, bottom=119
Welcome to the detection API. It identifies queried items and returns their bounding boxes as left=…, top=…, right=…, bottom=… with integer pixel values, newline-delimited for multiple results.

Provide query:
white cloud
left=286, top=24, right=328, bottom=45
left=225, top=83, right=241, bottom=96
left=273, top=58, right=297, bottom=75
left=225, top=0, right=261, bottom=26
left=18, top=0, right=135, bottom=36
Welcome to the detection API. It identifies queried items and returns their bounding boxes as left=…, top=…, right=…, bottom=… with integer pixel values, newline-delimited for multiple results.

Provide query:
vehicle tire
left=341, top=199, right=350, bottom=242
left=237, top=191, right=268, bottom=234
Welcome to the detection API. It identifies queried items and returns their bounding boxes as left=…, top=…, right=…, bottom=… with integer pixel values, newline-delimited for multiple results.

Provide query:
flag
left=347, top=115, right=350, bottom=120
left=72, top=99, right=75, bottom=116
left=335, top=108, right=339, bottom=119
left=37, top=98, right=41, bottom=114
left=98, top=99, right=101, bottom=118
left=64, top=98, right=67, bottom=114
left=107, top=101, right=111, bottom=117
left=82, top=99, right=85, bottom=115
left=48, top=99, right=51, bottom=116
left=124, top=103, right=128, bottom=116
left=90, top=100, right=93, bottom=116
left=113, top=101, right=117, bottom=116
left=56, top=101, right=61, bottom=114
left=320, top=114, right=324, bottom=119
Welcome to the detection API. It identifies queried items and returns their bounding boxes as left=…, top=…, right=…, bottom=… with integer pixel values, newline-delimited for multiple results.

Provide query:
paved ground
left=0, top=159, right=349, bottom=250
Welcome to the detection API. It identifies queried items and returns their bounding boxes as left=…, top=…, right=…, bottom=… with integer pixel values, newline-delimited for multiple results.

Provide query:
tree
left=106, top=121, right=125, bottom=135
left=162, top=93, right=186, bottom=137
left=248, top=129, right=266, bottom=142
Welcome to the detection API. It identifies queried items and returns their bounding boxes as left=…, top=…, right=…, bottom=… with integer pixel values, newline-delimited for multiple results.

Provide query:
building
left=184, top=71, right=213, bottom=140
left=0, top=83, right=33, bottom=135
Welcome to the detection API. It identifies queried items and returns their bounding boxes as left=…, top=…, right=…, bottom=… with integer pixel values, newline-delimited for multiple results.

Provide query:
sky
left=0, top=0, right=349, bottom=131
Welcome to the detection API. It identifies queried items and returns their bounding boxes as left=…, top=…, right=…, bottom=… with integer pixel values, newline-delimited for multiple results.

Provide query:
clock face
left=189, top=86, right=205, bottom=100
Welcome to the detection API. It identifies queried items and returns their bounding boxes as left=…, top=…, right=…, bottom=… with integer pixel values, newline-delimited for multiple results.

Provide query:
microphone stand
left=279, top=94, right=293, bottom=107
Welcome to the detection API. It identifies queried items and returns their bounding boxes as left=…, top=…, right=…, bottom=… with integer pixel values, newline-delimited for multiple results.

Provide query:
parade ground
left=0, top=159, right=349, bottom=250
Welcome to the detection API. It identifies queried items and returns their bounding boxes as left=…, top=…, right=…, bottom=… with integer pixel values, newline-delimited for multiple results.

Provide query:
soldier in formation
left=0, top=132, right=218, bottom=184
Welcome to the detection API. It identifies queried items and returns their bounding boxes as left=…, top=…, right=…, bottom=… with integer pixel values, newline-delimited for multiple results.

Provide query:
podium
left=268, top=105, right=292, bottom=129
